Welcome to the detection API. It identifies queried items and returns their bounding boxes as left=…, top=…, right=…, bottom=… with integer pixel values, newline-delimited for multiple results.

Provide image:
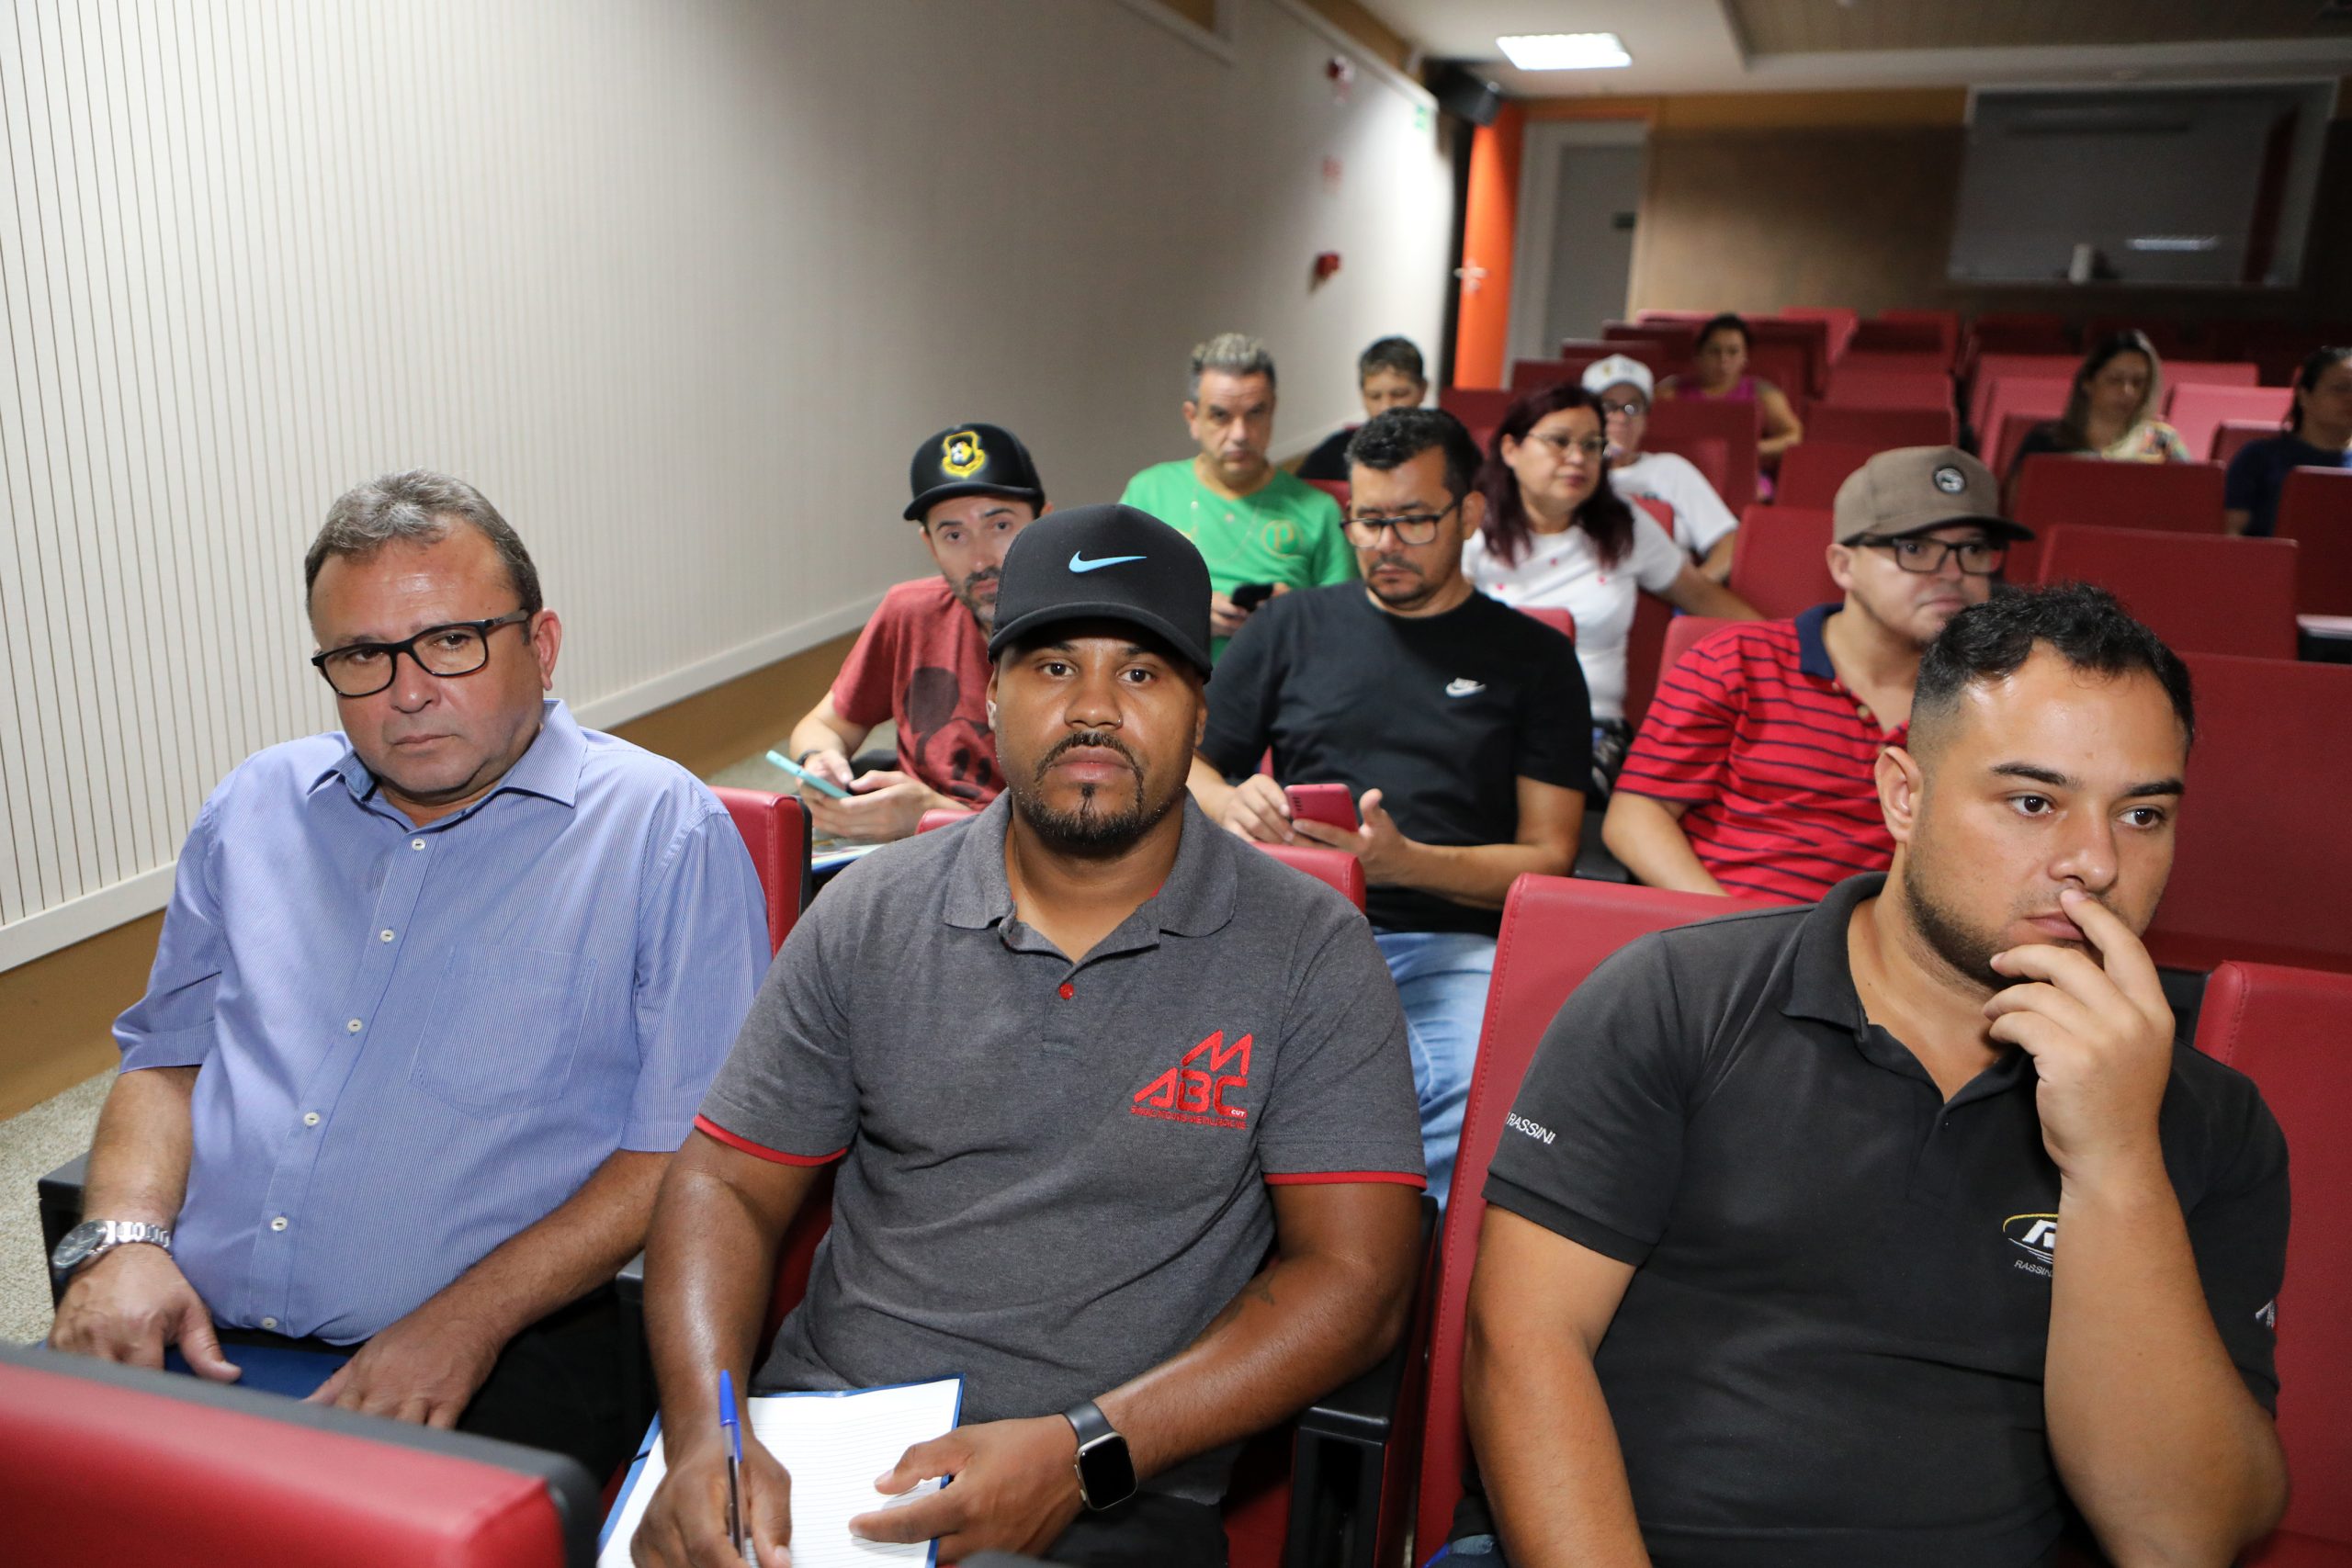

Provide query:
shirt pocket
left=410, top=945, right=596, bottom=1117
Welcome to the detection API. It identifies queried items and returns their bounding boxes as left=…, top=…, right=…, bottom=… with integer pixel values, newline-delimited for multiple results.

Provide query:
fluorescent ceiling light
left=1497, top=32, right=1632, bottom=71
left=2127, top=235, right=2219, bottom=253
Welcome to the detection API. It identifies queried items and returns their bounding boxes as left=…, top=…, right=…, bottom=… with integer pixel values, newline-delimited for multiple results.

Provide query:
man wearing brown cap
left=1604, top=447, right=2028, bottom=903
left=786, top=423, right=1048, bottom=842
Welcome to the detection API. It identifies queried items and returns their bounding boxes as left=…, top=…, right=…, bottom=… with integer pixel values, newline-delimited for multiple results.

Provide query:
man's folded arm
left=1095, top=1178, right=1422, bottom=1483
left=1464, top=1205, right=1647, bottom=1568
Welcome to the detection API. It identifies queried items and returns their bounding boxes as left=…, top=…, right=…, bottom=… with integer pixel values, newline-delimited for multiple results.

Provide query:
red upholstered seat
left=915, top=807, right=975, bottom=835
left=1647, top=398, right=1758, bottom=514
left=1986, top=388, right=2073, bottom=479
left=2158, top=360, right=2261, bottom=389
left=1780, top=306, right=1860, bottom=362
left=713, top=787, right=811, bottom=954
left=1971, top=361, right=2073, bottom=453
left=1806, top=403, right=1956, bottom=451
left=2165, top=385, right=2291, bottom=466
left=1657, top=614, right=1748, bottom=690
left=2213, top=420, right=2278, bottom=466
left=2192, top=964, right=2352, bottom=1566
left=1255, top=843, right=1366, bottom=910
left=2278, top=468, right=2352, bottom=616
left=1775, top=440, right=1876, bottom=510
left=2008, top=458, right=2227, bottom=579
left=1821, top=367, right=1951, bottom=410
left=1305, top=478, right=1350, bottom=511
left=1439, top=387, right=1512, bottom=452
left=1413, top=877, right=1766, bottom=1559
left=1517, top=604, right=1576, bottom=640
left=2144, top=653, right=2352, bottom=975
left=2033, top=525, right=2299, bottom=660
left=1727, top=504, right=1840, bottom=621
left=0, top=1341, right=586, bottom=1567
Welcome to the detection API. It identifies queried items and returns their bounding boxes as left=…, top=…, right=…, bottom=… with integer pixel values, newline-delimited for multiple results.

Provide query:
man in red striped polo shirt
left=1603, top=447, right=2030, bottom=904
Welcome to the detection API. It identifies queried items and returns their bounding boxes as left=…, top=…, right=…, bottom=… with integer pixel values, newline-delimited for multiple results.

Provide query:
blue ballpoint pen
left=719, top=1369, right=752, bottom=1565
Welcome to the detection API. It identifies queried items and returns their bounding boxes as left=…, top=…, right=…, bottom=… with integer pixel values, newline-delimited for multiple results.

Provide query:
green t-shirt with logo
left=1118, top=460, right=1358, bottom=659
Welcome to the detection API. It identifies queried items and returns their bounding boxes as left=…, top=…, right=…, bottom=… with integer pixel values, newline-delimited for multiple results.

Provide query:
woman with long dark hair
left=1465, top=384, right=1756, bottom=786
left=2007, top=330, right=2190, bottom=504
left=2224, top=345, right=2352, bottom=536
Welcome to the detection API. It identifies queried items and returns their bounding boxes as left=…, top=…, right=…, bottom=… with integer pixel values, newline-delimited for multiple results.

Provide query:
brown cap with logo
left=1831, top=446, right=2033, bottom=545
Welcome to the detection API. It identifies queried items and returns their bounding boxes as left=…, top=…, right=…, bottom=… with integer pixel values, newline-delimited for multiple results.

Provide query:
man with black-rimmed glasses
left=1187, top=409, right=1590, bottom=1203
left=1606, top=446, right=2026, bottom=905
left=48, top=468, right=767, bottom=1479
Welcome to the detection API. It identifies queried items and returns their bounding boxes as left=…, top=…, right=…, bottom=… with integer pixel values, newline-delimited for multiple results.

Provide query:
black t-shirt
left=1199, top=585, right=1591, bottom=936
left=1295, top=425, right=1357, bottom=482
left=1486, top=874, right=2289, bottom=1567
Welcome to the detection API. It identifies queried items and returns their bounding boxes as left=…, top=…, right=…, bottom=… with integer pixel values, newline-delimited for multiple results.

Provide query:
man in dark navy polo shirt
left=632, top=505, right=1425, bottom=1568
left=1607, top=446, right=2026, bottom=906
left=1464, top=584, right=2289, bottom=1567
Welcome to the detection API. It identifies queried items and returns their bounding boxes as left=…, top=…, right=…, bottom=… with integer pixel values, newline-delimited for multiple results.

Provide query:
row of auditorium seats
left=18, top=846, right=2333, bottom=1568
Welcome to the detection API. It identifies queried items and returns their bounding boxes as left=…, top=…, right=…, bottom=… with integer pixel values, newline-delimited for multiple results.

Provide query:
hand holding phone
left=764, top=749, right=853, bottom=800
left=1230, top=581, right=1277, bottom=612
left=1284, top=783, right=1361, bottom=833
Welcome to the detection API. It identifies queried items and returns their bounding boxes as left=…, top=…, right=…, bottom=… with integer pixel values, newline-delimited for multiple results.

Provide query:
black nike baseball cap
left=904, top=422, right=1046, bottom=521
left=986, top=504, right=1215, bottom=678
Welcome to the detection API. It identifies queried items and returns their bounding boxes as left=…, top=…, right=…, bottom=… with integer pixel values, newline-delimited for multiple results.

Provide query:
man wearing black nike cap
left=633, top=505, right=1426, bottom=1567
left=785, top=422, right=1048, bottom=842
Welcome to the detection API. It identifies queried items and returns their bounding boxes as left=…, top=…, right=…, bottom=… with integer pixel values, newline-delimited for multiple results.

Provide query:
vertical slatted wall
left=0, top=0, right=1451, bottom=962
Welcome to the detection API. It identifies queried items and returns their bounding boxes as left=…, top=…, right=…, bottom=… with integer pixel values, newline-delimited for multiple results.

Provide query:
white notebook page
left=599, top=1377, right=964, bottom=1568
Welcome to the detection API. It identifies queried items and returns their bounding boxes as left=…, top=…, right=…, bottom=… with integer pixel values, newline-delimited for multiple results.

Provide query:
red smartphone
left=1284, top=784, right=1361, bottom=832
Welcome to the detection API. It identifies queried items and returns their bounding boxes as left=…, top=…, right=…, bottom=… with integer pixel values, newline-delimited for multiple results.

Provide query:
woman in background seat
left=1657, top=312, right=1805, bottom=468
left=2007, top=330, right=2190, bottom=506
left=2224, top=344, right=2352, bottom=536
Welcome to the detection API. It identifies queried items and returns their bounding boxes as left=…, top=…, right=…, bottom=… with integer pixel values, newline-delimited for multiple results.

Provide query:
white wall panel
left=0, top=0, right=1450, bottom=964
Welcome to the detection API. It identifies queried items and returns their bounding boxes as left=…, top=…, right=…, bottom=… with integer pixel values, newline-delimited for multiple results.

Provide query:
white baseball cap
left=1580, top=354, right=1655, bottom=402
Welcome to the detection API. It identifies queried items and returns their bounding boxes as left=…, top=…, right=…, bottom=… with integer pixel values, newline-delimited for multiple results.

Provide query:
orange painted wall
left=1450, top=102, right=1524, bottom=389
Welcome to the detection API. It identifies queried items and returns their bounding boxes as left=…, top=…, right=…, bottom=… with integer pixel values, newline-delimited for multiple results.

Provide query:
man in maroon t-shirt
left=786, top=423, right=1047, bottom=840
left=1603, top=447, right=2029, bottom=903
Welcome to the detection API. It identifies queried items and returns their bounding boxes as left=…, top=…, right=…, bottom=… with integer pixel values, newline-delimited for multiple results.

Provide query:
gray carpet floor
left=0, top=1072, right=107, bottom=1344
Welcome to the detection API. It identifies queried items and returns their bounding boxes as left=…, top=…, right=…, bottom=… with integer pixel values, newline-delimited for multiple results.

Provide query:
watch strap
left=1063, top=1398, right=1115, bottom=1450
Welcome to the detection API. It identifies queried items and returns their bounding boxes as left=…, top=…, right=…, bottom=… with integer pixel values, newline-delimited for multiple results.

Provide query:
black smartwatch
left=1063, top=1399, right=1137, bottom=1511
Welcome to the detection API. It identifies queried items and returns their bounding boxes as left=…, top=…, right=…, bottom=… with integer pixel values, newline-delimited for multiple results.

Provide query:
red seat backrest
left=1604, top=321, right=1700, bottom=357
left=2010, top=457, right=2227, bottom=537
left=2212, top=420, right=2279, bottom=466
left=2034, top=525, right=2298, bottom=660
left=2158, top=360, right=2260, bottom=389
left=1741, top=341, right=1813, bottom=417
left=1568, top=336, right=1686, bottom=379
left=1254, top=843, right=1367, bottom=909
left=1820, top=367, right=1952, bottom=410
left=1440, top=387, right=1512, bottom=453
left=1749, top=317, right=1831, bottom=398
left=1518, top=604, right=1576, bottom=640
left=1781, top=306, right=1860, bottom=362
left=1971, top=361, right=2074, bottom=447
left=0, top=1345, right=574, bottom=1568
left=2144, top=654, right=2352, bottom=974
left=712, top=788, right=811, bottom=955
left=1305, top=478, right=1350, bottom=511
left=1985, top=383, right=2074, bottom=478
left=2165, top=385, right=2292, bottom=465
left=1728, top=505, right=1840, bottom=620
left=1620, top=498, right=1680, bottom=729
left=1806, top=403, right=1957, bottom=451
left=1414, top=876, right=1768, bottom=1558
left=1658, top=615, right=1747, bottom=688
left=2278, top=468, right=2352, bottom=616
left=2192, top=962, right=2352, bottom=1565
left=1775, top=441, right=1878, bottom=510
left=1647, top=399, right=1758, bottom=513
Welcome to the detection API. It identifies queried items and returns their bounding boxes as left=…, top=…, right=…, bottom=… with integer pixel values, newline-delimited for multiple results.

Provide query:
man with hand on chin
left=48, top=471, right=767, bottom=1478
left=632, top=504, right=1425, bottom=1567
left=1463, top=583, right=2288, bottom=1568
left=1188, top=408, right=1589, bottom=1204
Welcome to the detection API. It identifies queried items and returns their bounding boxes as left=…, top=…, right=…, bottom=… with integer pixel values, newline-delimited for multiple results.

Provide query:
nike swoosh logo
left=1445, top=679, right=1487, bottom=697
left=1069, top=552, right=1147, bottom=573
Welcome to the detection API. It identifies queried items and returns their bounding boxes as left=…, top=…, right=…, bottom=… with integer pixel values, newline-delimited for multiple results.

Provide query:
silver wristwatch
left=50, top=1218, right=174, bottom=1280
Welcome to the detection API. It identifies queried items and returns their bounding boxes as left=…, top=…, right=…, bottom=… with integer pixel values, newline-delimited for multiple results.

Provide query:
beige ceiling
left=1727, top=0, right=2348, bottom=54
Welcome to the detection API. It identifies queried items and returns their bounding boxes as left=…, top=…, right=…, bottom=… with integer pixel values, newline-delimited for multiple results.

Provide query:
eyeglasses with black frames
left=1344, top=496, right=1464, bottom=547
left=309, top=610, right=534, bottom=697
left=1851, top=536, right=2007, bottom=576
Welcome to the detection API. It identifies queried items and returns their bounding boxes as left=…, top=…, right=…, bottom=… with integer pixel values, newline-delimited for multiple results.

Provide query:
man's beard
left=1366, top=554, right=1442, bottom=612
left=1900, top=851, right=2010, bottom=992
left=954, top=568, right=1001, bottom=631
left=1008, top=730, right=1181, bottom=858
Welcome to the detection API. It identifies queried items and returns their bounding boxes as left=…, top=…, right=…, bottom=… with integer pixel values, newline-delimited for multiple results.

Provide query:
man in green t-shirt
left=1120, top=332, right=1356, bottom=659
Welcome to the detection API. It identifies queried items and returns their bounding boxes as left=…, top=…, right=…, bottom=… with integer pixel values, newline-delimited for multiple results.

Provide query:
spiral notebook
left=597, top=1376, right=965, bottom=1568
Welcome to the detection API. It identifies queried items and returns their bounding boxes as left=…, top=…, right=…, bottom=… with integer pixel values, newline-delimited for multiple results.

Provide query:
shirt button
left=260, top=1317, right=277, bottom=1330
left=411, top=838, right=426, bottom=851
left=303, top=1111, right=321, bottom=1127
left=346, top=1019, right=363, bottom=1033
left=1057, top=982, right=1075, bottom=1000
left=379, top=929, right=395, bottom=942
left=270, top=1216, right=288, bottom=1232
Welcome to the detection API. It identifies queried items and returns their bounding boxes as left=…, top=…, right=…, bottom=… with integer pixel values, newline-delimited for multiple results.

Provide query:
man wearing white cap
left=1583, top=354, right=1742, bottom=583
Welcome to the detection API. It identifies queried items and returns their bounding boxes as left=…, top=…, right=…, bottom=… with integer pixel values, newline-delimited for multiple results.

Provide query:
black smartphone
left=1230, top=581, right=1276, bottom=612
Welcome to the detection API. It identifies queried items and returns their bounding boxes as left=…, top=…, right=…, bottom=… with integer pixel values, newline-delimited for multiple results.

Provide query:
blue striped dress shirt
left=115, top=699, right=769, bottom=1343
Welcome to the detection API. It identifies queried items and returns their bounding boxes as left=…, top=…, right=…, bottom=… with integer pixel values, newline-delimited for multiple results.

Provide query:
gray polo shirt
left=696, top=794, right=1424, bottom=1503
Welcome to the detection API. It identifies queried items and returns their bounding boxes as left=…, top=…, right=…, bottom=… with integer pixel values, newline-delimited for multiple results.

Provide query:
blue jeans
left=1374, top=929, right=1498, bottom=1207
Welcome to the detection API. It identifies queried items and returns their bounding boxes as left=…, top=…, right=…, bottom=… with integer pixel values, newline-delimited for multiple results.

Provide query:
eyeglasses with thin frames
left=309, top=610, right=535, bottom=697
left=1531, top=432, right=1610, bottom=459
left=1344, top=496, right=1464, bottom=547
left=1851, top=536, right=2007, bottom=576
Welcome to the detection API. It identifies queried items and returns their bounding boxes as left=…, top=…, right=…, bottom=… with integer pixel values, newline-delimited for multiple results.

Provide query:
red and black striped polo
left=1619, top=604, right=1900, bottom=904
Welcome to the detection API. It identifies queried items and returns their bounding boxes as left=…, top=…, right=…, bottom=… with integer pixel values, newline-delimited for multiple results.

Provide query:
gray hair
left=303, top=469, right=542, bottom=614
left=1189, top=333, right=1277, bottom=400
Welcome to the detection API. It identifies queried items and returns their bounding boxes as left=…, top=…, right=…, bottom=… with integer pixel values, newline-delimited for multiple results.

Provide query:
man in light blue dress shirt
left=46, top=470, right=768, bottom=1477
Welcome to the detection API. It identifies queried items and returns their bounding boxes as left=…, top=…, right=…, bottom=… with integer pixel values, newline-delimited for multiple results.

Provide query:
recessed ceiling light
left=1497, top=32, right=1632, bottom=71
